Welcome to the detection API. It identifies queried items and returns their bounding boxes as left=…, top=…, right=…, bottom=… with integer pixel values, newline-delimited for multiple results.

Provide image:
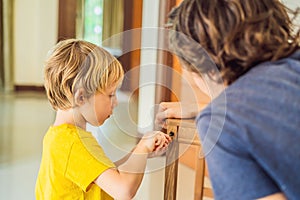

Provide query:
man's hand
left=155, top=102, right=207, bottom=129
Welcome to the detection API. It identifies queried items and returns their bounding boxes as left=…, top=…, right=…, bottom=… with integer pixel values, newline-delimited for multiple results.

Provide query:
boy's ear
left=74, top=88, right=86, bottom=106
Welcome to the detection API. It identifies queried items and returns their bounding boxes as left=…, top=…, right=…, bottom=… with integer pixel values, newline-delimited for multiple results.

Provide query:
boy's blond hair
left=44, top=39, right=124, bottom=110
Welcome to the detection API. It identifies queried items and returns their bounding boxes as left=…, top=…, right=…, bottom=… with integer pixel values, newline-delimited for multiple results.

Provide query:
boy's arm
left=95, top=148, right=147, bottom=200
left=113, top=147, right=135, bottom=167
left=113, top=132, right=166, bottom=167
left=113, top=132, right=144, bottom=167
left=94, top=131, right=171, bottom=200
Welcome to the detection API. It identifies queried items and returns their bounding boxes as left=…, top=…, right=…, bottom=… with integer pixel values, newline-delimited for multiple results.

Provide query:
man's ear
left=191, top=72, right=210, bottom=96
left=74, top=88, right=86, bottom=106
left=192, top=72, right=225, bottom=98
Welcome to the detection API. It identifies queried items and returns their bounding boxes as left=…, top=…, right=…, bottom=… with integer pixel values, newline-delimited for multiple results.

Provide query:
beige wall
left=13, top=0, right=58, bottom=86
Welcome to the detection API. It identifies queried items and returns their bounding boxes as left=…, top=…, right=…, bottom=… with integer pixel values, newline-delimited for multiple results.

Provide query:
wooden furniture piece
left=164, top=119, right=214, bottom=200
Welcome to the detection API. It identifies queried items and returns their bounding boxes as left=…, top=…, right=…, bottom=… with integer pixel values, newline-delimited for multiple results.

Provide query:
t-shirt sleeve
left=196, top=107, right=280, bottom=199
left=65, top=133, right=115, bottom=192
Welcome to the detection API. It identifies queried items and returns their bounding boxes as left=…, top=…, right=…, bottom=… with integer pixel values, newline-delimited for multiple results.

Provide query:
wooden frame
left=164, top=119, right=214, bottom=200
left=118, top=0, right=143, bottom=92
left=1, top=0, right=14, bottom=91
left=164, top=122, right=179, bottom=200
left=155, top=0, right=177, bottom=103
left=58, top=0, right=77, bottom=41
left=0, top=0, right=3, bottom=88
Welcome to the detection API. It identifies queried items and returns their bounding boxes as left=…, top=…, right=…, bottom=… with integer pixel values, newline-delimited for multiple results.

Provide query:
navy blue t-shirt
left=196, top=50, right=300, bottom=200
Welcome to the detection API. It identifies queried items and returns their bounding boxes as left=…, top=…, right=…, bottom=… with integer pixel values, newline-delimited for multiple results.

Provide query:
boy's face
left=79, top=85, right=118, bottom=126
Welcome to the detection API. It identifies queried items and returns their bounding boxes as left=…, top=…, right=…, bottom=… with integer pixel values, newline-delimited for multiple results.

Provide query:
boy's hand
left=136, top=131, right=172, bottom=157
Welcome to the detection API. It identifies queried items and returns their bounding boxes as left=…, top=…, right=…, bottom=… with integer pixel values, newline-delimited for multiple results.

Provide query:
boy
left=156, top=0, right=300, bottom=199
left=35, top=39, right=171, bottom=199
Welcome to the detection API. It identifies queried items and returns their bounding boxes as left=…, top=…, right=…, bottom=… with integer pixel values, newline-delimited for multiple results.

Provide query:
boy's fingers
left=165, top=134, right=172, bottom=141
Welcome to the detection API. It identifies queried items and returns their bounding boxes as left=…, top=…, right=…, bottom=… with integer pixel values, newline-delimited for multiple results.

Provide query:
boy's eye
left=109, top=94, right=115, bottom=98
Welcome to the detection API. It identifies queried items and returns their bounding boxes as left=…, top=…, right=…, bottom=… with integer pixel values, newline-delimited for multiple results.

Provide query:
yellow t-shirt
left=35, top=124, right=115, bottom=200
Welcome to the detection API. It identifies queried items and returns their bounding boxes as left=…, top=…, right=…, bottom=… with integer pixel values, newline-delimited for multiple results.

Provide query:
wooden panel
left=170, top=56, right=182, bottom=102
left=203, top=162, right=214, bottom=198
left=58, top=0, right=77, bottom=41
left=0, top=0, right=3, bottom=88
left=178, top=126, right=200, bottom=146
left=178, top=145, right=198, bottom=169
left=178, top=143, right=205, bottom=200
left=155, top=0, right=177, bottom=103
left=2, top=0, right=14, bottom=91
left=195, top=154, right=205, bottom=200
left=164, top=124, right=179, bottom=200
left=166, top=118, right=196, bottom=128
left=203, top=188, right=214, bottom=198
left=164, top=119, right=214, bottom=200
left=119, top=0, right=142, bottom=92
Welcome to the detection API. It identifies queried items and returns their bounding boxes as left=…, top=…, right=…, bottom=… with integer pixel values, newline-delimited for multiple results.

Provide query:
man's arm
left=257, top=192, right=287, bottom=200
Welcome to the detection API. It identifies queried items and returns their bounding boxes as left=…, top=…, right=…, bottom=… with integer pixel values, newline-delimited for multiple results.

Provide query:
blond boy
left=35, top=39, right=171, bottom=199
